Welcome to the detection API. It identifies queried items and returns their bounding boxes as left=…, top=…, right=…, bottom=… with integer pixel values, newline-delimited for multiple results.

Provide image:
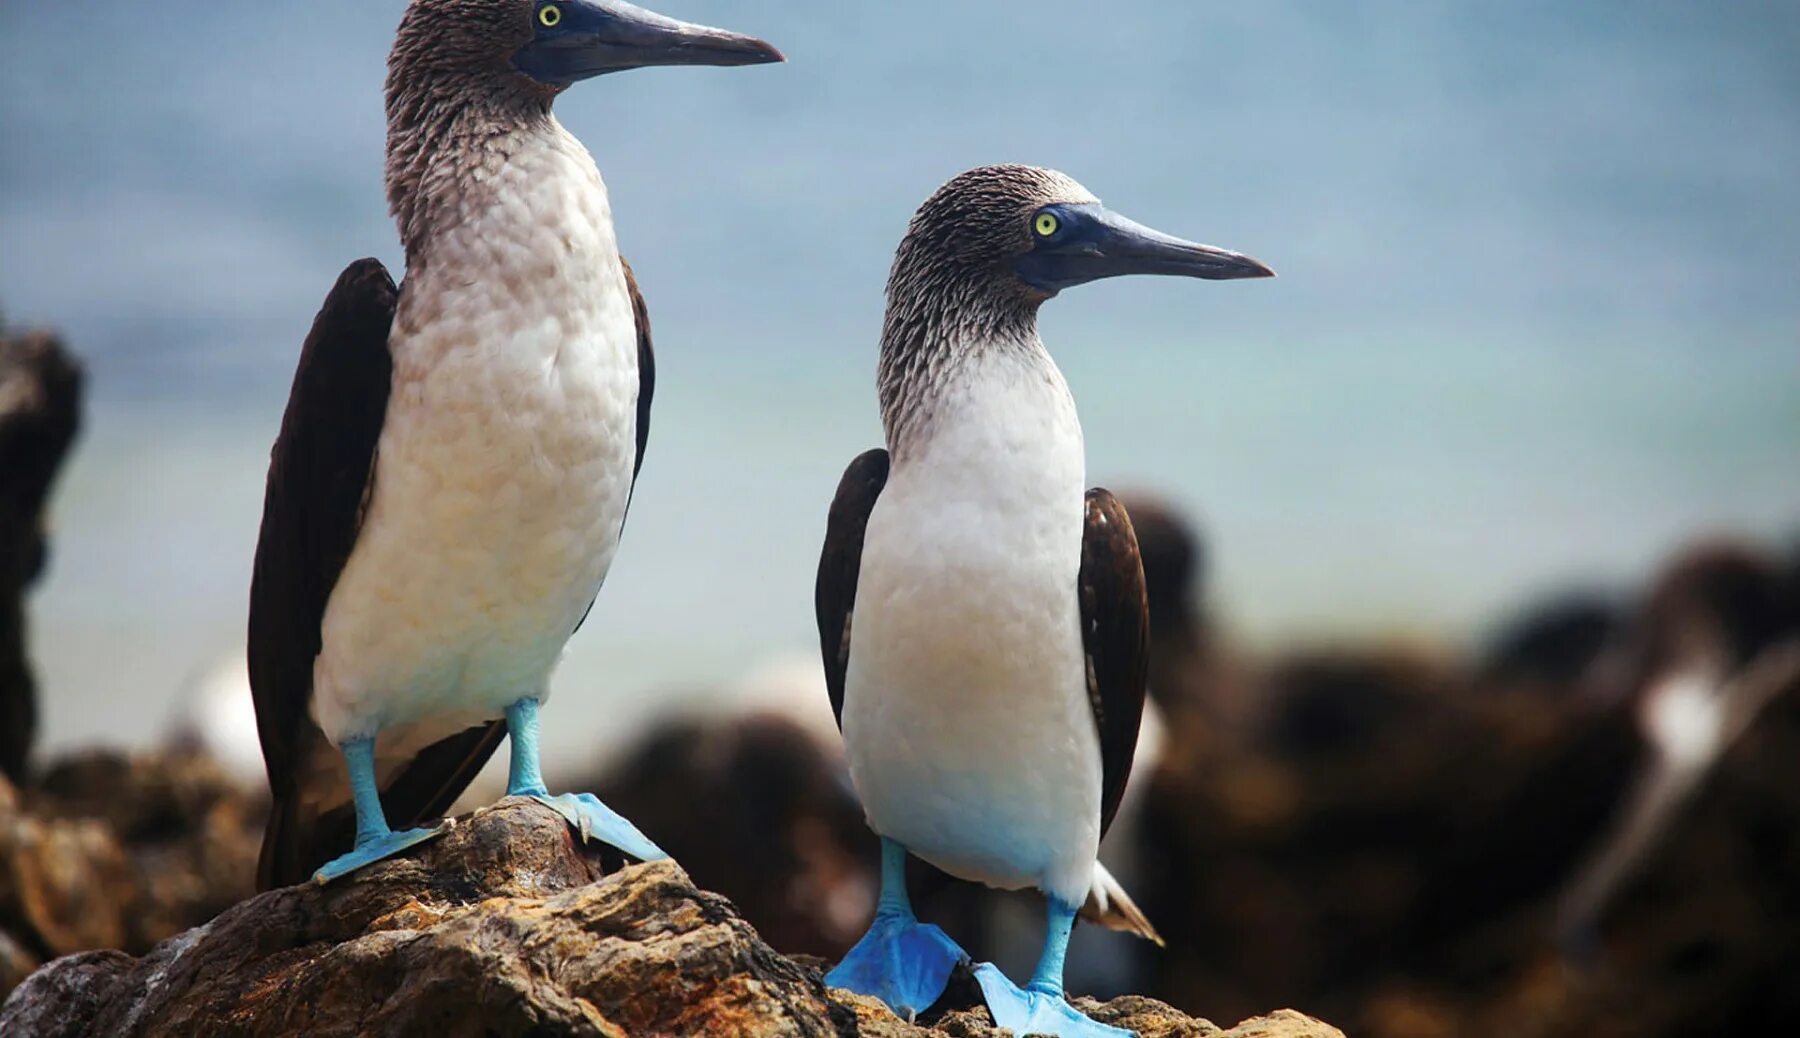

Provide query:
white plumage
left=842, top=340, right=1104, bottom=906
left=312, top=118, right=638, bottom=751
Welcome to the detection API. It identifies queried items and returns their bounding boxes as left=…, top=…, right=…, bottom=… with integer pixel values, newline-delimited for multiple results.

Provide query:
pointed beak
left=515, top=1, right=784, bottom=86
left=1084, top=208, right=1276, bottom=282
left=1016, top=203, right=1274, bottom=295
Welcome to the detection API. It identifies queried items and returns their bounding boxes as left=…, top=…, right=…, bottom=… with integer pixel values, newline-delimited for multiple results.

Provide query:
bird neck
left=385, top=71, right=557, bottom=260
left=877, top=283, right=1054, bottom=463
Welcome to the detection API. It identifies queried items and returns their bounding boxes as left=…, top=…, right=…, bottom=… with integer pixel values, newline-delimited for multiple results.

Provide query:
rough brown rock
left=0, top=752, right=264, bottom=1003
left=585, top=713, right=879, bottom=959
left=0, top=325, right=83, bottom=786
left=1, top=797, right=1340, bottom=1038
left=0, top=927, right=35, bottom=998
left=1139, top=579, right=1800, bottom=1038
left=27, top=750, right=266, bottom=947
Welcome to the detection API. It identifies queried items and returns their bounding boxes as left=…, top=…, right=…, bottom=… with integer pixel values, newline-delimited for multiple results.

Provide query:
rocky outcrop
left=584, top=713, right=878, bottom=960
left=0, top=752, right=264, bottom=1002
left=1139, top=627, right=1800, bottom=1037
left=0, top=326, right=83, bottom=786
left=1, top=797, right=1341, bottom=1037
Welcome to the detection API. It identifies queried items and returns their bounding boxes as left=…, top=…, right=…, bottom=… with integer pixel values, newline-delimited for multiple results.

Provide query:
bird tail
left=258, top=780, right=336, bottom=891
left=1081, top=861, right=1164, bottom=946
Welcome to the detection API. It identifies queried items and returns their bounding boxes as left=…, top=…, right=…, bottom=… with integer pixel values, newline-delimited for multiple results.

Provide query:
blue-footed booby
left=249, top=0, right=781, bottom=889
left=816, top=166, right=1272, bottom=1037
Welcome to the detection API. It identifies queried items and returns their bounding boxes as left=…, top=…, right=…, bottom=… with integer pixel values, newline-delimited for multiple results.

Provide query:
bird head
left=891, top=165, right=1274, bottom=309
left=392, top=0, right=783, bottom=95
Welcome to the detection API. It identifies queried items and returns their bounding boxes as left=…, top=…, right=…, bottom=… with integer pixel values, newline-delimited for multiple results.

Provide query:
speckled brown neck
left=384, top=2, right=555, bottom=260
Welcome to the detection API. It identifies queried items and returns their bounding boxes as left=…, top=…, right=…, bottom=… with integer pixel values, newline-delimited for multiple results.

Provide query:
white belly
left=841, top=347, right=1101, bottom=905
left=312, top=123, right=638, bottom=746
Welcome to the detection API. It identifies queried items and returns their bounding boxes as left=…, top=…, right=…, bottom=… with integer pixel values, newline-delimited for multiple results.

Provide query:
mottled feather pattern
left=387, top=0, right=552, bottom=257
left=878, top=166, right=1097, bottom=459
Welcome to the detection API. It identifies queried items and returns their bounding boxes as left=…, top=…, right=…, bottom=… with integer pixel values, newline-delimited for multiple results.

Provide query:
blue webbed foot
left=311, top=822, right=449, bottom=886
left=826, top=910, right=969, bottom=1021
left=531, top=792, right=669, bottom=862
left=504, top=698, right=668, bottom=862
left=974, top=964, right=1134, bottom=1038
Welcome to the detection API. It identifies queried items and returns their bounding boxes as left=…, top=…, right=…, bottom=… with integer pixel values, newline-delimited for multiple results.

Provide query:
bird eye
left=538, top=3, right=562, bottom=28
left=1034, top=211, right=1060, bottom=238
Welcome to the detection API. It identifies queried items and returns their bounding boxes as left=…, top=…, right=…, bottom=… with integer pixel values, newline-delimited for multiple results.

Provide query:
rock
left=0, top=752, right=264, bottom=1002
left=2, top=797, right=1341, bottom=1038
left=0, top=325, right=83, bottom=785
left=585, top=713, right=878, bottom=960
left=0, top=784, right=136, bottom=955
left=1136, top=535, right=1800, bottom=1037
left=0, top=929, right=36, bottom=999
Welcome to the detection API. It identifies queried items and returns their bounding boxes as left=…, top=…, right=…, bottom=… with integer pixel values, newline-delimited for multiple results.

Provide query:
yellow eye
left=539, top=3, right=562, bottom=27
left=1034, top=212, right=1060, bottom=237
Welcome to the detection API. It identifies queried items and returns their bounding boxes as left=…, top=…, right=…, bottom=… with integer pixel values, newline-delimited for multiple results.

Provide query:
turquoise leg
left=825, top=838, right=969, bottom=1021
left=973, top=898, right=1133, bottom=1038
left=505, top=697, right=668, bottom=862
left=311, top=736, right=448, bottom=885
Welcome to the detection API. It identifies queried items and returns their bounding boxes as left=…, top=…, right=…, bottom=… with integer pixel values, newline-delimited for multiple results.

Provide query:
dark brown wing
left=1080, top=488, right=1150, bottom=838
left=816, top=449, right=890, bottom=728
left=249, top=259, right=502, bottom=890
left=623, top=257, right=654, bottom=484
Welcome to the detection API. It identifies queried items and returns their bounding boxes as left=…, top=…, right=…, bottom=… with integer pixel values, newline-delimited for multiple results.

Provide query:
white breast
left=313, top=120, right=639, bottom=749
left=841, top=343, right=1102, bottom=905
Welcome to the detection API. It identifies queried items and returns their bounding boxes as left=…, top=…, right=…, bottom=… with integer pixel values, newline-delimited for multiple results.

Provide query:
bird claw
left=311, top=821, right=451, bottom=886
left=531, top=792, right=669, bottom=862
left=827, top=910, right=968, bottom=1021
left=973, top=963, right=1134, bottom=1038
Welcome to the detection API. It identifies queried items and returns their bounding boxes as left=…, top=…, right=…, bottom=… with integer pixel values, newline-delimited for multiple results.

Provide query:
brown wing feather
left=623, top=257, right=654, bottom=483
left=1080, top=488, right=1150, bottom=838
left=816, top=449, right=890, bottom=728
left=249, top=259, right=503, bottom=890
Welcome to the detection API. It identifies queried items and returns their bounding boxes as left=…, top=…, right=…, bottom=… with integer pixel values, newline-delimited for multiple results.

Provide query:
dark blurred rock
left=1140, top=647, right=1487, bottom=1024
left=2, top=796, right=1335, bottom=1037
left=591, top=712, right=877, bottom=960
left=1476, top=590, right=1622, bottom=694
left=0, top=327, right=83, bottom=786
left=1115, top=493, right=1243, bottom=734
left=0, top=928, right=34, bottom=999
left=1138, top=536, right=1800, bottom=1037
left=0, top=752, right=264, bottom=1002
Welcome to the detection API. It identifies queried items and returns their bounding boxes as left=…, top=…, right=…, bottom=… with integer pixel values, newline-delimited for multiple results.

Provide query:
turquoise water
left=3, top=2, right=1796, bottom=757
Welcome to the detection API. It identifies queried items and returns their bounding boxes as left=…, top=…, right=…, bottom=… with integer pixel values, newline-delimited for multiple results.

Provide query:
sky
left=2, top=1, right=1797, bottom=757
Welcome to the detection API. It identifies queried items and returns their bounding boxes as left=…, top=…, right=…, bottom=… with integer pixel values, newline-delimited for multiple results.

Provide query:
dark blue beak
left=515, top=1, right=784, bottom=86
left=1017, top=203, right=1275, bottom=296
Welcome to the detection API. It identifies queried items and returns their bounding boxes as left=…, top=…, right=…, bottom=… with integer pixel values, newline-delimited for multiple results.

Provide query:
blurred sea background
left=2, top=0, right=1796, bottom=765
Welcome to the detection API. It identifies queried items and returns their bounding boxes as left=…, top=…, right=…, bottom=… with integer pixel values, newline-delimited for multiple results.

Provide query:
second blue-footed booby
left=248, top=0, right=781, bottom=889
left=816, top=166, right=1272, bottom=1037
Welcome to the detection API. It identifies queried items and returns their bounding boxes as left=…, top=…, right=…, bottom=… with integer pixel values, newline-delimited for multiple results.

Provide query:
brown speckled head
left=878, top=166, right=1096, bottom=446
left=389, top=0, right=541, bottom=94
left=888, top=165, right=1100, bottom=316
left=380, top=0, right=781, bottom=254
left=878, top=164, right=1272, bottom=450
